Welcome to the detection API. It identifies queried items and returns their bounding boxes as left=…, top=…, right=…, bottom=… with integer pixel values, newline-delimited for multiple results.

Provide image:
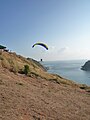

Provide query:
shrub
left=0, top=56, right=4, bottom=60
left=24, top=65, right=30, bottom=75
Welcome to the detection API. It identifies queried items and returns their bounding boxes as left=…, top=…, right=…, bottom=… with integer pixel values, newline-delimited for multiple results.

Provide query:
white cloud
left=57, top=47, right=69, bottom=54
left=32, top=45, right=90, bottom=61
left=44, top=46, right=71, bottom=61
left=48, top=45, right=56, bottom=53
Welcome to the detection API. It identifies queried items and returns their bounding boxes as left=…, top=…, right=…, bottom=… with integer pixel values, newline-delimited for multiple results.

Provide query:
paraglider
left=32, top=42, right=48, bottom=50
left=40, top=59, right=43, bottom=62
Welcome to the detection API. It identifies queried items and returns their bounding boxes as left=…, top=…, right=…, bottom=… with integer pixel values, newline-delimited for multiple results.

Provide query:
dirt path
left=0, top=68, right=90, bottom=120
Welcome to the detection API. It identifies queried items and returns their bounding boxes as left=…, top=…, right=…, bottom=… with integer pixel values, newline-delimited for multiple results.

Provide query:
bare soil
left=0, top=68, right=90, bottom=120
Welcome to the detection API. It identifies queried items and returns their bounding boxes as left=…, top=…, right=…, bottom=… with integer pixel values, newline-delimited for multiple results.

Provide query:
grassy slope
left=0, top=51, right=90, bottom=90
left=0, top=51, right=90, bottom=120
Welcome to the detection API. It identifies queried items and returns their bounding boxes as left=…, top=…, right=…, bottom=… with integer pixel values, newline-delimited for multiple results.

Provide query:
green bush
left=0, top=56, right=4, bottom=60
left=24, top=65, right=30, bottom=75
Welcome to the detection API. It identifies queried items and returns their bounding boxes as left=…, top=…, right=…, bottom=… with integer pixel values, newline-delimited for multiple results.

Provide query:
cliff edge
left=81, top=60, right=90, bottom=71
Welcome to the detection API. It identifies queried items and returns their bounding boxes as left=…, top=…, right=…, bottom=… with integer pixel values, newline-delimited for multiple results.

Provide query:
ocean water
left=41, top=60, right=90, bottom=86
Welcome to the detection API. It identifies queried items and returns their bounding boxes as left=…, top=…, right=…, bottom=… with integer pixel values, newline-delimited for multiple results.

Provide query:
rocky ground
left=0, top=68, right=90, bottom=120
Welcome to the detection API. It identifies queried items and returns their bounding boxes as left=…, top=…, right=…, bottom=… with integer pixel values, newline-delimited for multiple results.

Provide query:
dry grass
left=0, top=51, right=90, bottom=120
left=0, top=67, right=90, bottom=120
left=0, top=51, right=46, bottom=75
left=0, top=52, right=69, bottom=83
left=0, top=51, right=90, bottom=90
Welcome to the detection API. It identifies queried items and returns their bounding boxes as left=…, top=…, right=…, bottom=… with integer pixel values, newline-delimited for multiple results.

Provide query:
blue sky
left=0, top=0, right=90, bottom=61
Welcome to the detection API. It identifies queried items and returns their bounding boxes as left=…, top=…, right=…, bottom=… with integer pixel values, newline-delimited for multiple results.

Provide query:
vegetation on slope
left=0, top=51, right=90, bottom=91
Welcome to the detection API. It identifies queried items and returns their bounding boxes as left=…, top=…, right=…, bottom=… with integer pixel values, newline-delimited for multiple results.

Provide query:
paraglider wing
left=32, top=42, right=48, bottom=50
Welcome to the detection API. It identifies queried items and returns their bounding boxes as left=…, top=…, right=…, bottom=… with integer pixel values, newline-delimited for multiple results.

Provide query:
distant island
left=81, top=60, right=90, bottom=71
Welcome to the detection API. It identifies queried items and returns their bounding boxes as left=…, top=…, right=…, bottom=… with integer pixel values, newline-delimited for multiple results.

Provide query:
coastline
left=41, top=60, right=90, bottom=86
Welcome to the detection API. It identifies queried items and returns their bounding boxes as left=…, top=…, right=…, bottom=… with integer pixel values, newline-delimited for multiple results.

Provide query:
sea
left=41, top=60, right=90, bottom=86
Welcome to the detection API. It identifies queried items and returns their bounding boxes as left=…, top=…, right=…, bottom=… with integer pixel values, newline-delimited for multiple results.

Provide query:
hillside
left=0, top=51, right=90, bottom=120
left=0, top=51, right=81, bottom=85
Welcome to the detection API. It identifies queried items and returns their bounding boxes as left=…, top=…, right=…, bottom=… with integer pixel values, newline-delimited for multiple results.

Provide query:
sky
left=0, top=0, right=90, bottom=61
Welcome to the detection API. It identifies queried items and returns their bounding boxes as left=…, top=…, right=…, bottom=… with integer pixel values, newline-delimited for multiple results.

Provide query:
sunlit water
left=41, top=60, right=90, bottom=85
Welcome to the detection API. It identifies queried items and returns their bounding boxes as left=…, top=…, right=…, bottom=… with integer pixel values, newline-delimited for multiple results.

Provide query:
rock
left=81, top=60, right=90, bottom=71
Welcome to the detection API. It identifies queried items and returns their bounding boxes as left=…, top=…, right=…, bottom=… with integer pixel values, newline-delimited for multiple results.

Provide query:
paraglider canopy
left=32, top=42, right=48, bottom=50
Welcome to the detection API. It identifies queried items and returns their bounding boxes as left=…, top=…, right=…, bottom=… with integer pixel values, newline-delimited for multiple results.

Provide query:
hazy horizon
left=0, top=0, right=90, bottom=61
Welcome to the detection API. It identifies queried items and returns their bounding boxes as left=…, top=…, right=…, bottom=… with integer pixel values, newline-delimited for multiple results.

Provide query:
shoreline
left=41, top=60, right=90, bottom=86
